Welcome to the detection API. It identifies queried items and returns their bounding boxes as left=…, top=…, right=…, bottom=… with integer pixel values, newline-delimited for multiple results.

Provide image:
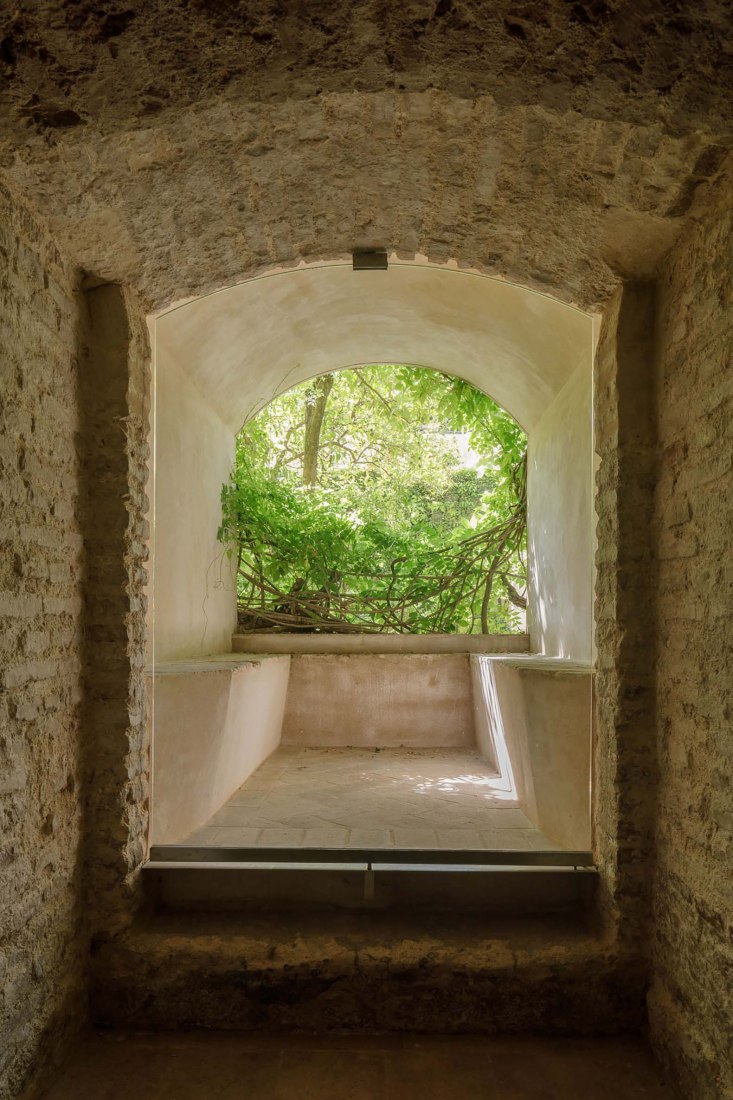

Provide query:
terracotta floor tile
left=303, top=825, right=350, bottom=846
left=180, top=747, right=558, bottom=852
left=258, top=826, right=306, bottom=846
left=346, top=829, right=392, bottom=847
left=226, top=790, right=269, bottom=807
left=208, top=826, right=262, bottom=845
left=390, top=827, right=439, bottom=848
left=184, top=826, right=223, bottom=844
left=432, top=829, right=486, bottom=849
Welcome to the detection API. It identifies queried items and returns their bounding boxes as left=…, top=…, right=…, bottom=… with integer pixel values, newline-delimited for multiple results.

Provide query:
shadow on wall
left=149, top=654, right=290, bottom=845
left=527, top=362, right=595, bottom=663
left=472, top=655, right=592, bottom=850
left=472, top=656, right=517, bottom=801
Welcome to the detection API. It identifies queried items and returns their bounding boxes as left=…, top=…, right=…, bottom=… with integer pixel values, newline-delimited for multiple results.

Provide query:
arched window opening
left=219, top=366, right=528, bottom=637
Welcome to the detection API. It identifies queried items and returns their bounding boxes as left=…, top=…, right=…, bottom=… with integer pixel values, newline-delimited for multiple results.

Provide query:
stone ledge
left=90, top=910, right=645, bottom=1034
left=232, top=633, right=530, bottom=654
left=148, top=653, right=288, bottom=675
left=478, top=654, right=594, bottom=675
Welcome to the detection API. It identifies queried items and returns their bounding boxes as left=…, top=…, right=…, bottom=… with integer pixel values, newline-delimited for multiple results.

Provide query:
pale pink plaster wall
left=527, top=362, right=594, bottom=662
left=472, top=655, right=592, bottom=850
left=281, top=654, right=475, bottom=749
left=150, top=654, right=290, bottom=844
left=152, top=353, right=237, bottom=663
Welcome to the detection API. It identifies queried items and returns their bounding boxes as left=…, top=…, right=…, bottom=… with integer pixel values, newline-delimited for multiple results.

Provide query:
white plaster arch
left=151, top=259, right=595, bottom=664
left=155, top=260, right=593, bottom=434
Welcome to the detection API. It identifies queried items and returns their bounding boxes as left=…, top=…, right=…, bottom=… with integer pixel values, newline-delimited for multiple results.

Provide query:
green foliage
left=218, top=366, right=527, bottom=634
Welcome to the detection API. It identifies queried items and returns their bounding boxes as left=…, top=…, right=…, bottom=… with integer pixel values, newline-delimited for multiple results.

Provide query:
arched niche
left=150, top=260, right=596, bottom=663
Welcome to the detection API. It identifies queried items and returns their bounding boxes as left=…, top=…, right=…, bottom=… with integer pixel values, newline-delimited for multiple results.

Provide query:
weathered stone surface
left=0, top=2, right=731, bottom=311
left=593, top=280, right=658, bottom=944
left=0, top=89, right=712, bottom=312
left=0, top=184, right=151, bottom=1100
left=648, top=166, right=733, bottom=1100
left=0, top=180, right=86, bottom=1100
left=91, top=911, right=646, bottom=1036
left=78, top=283, right=151, bottom=939
left=1, top=0, right=729, bottom=134
left=0, top=6, right=731, bottom=1099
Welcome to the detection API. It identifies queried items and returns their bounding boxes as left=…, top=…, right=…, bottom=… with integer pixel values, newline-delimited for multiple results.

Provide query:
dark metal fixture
left=352, top=249, right=389, bottom=270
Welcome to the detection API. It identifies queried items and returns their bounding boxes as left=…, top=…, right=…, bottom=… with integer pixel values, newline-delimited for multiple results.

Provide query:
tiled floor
left=182, top=747, right=557, bottom=850
left=36, top=1032, right=678, bottom=1099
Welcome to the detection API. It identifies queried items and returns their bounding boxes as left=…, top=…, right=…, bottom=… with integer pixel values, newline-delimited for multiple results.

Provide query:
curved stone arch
left=6, top=83, right=708, bottom=313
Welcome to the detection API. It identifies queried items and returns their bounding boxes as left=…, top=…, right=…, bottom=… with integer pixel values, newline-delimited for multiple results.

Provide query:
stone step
left=90, top=902, right=643, bottom=1036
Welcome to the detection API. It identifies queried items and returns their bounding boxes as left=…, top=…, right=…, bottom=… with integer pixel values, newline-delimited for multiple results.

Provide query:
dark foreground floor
left=36, top=1032, right=677, bottom=1099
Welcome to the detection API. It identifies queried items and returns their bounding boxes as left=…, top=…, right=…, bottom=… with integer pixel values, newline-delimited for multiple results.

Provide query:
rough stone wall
left=91, top=911, right=646, bottom=1036
left=0, top=181, right=86, bottom=1099
left=648, top=169, right=733, bottom=1100
left=0, top=89, right=713, bottom=314
left=0, top=5, right=728, bottom=1089
left=0, top=180, right=151, bottom=1098
left=3, top=0, right=730, bottom=134
left=0, top=3, right=731, bottom=312
left=79, top=283, right=151, bottom=940
left=593, top=281, right=658, bottom=951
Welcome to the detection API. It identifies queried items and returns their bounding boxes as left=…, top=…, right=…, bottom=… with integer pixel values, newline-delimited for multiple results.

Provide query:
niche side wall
left=592, top=280, right=657, bottom=947
left=0, top=181, right=86, bottom=1098
left=528, top=362, right=593, bottom=662
left=649, top=169, right=733, bottom=1100
left=79, top=283, right=152, bottom=939
left=153, top=350, right=236, bottom=661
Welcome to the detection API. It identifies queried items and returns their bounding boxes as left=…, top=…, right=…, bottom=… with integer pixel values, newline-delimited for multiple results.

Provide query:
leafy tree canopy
left=219, top=365, right=527, bottom=634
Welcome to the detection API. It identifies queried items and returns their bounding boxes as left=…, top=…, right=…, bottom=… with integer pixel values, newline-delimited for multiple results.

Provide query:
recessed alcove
left=147, top=258, right=596, bottom=864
